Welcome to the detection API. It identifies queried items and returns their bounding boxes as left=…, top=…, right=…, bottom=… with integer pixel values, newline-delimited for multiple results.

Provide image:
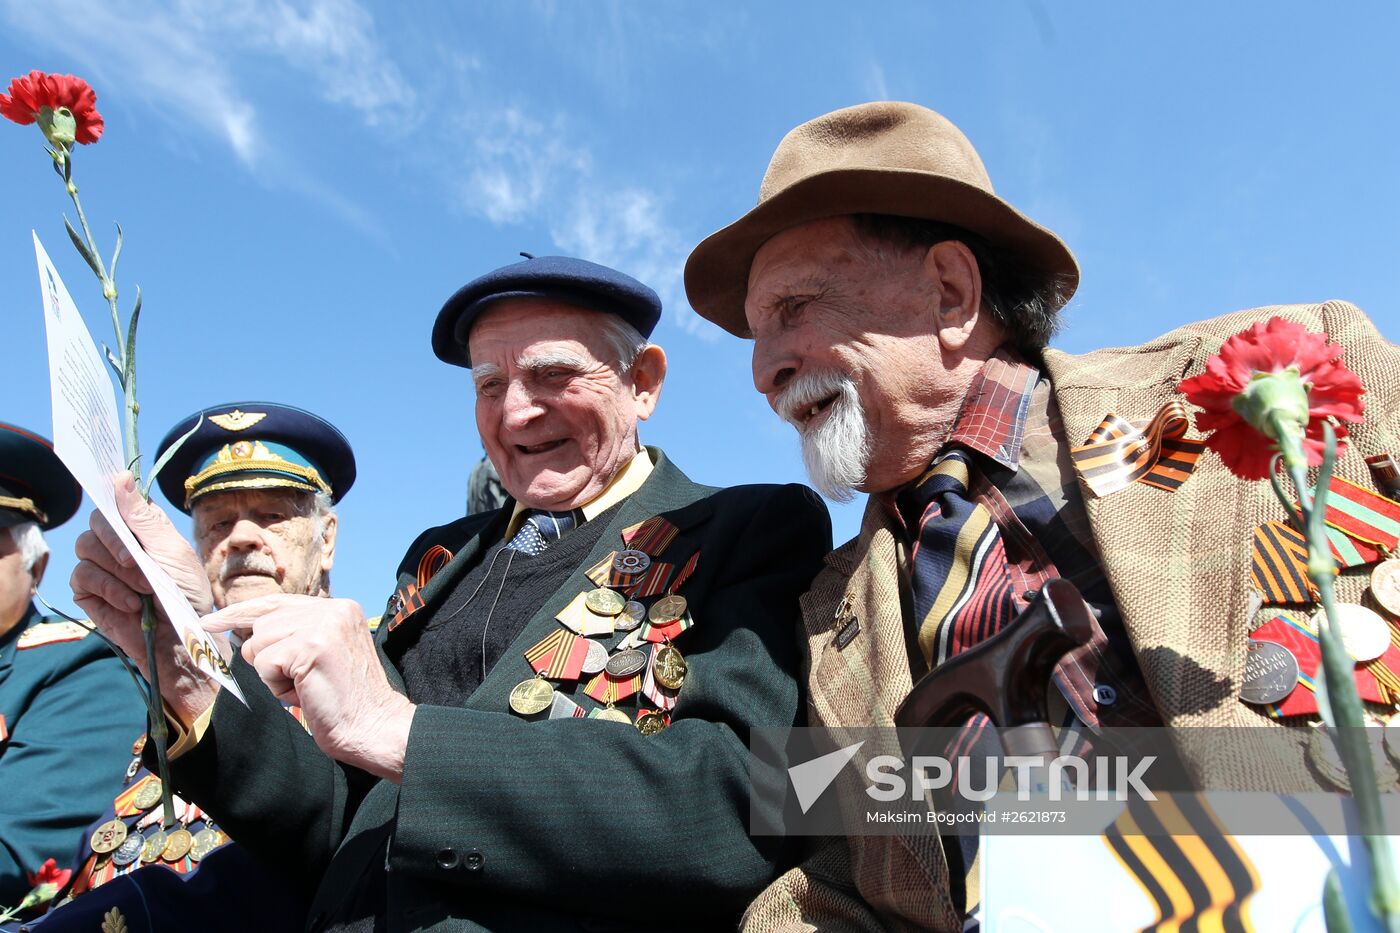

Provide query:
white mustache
left=221, top=551, right=278, bottom=582
left=773, top=369, right=853, bottom=429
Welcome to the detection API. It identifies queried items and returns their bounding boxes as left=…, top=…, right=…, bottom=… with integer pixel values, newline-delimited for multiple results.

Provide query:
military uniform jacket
left=167, top=450, right=830, bottom=932
left=743, top=301, right=1400, bottom=932
left=0, top=604, right=146, bottom=904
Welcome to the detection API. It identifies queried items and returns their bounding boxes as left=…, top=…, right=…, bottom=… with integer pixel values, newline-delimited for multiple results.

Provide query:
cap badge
left=209, top=410, right=267, bottom=432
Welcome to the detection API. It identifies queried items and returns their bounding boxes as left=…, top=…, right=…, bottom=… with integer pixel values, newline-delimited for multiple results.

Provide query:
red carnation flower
left=1179, top=317, right=1364, bottom=479
left=25, top=858, right=71, bottom=892
left=0, top=70, right=104, bottom=144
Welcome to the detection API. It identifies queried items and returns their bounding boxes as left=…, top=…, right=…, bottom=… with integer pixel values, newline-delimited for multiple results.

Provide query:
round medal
left=1239, top=640, right=1299, bottom=705
left=509, top=677, right=555, bottom=716
left=606, top=648, right=648, bottom=678
left=133, top=778, right=164, bottom=811
left=613, top=549, right=652, bottom=576
left=648, top=595, right=688, bottom=624
left=140, top=829, right=168, bottom=863
left=653, top=645, right=688, bottom=691
left=581, top=639, right=610, bottom=675
left=616, top=601, right=646, bottom=631
left=1370, top=559, right=1400, bottom=618
left=189, top=828, right=221, bottom=862
left=1314, top=603, right=1392, bottom=662
left=593, top=705, right=631, bottom=724
left=162, top=827, right=193, bottom=861
left=90, top=819, right=128, bottom=855
left=112, top=831, right=145, bottom=867
left=585, top=588, right=626, bottom=617
left=636, top=710, right=668, bottom=736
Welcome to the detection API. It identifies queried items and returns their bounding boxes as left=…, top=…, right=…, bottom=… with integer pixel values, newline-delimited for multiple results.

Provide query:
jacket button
left=463, top=848, right=484, bottom=872
left=1092, top=684, right=1118, bottom=706
left=435, top=847, right=461, bottom=870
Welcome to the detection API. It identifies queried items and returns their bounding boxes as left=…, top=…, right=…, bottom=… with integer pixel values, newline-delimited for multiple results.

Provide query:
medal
left=1240, top=640, right=1299, bottom=705
left=1314, top=603, right=1392, bottom=662
left=649, top=595, right=687, bottom=624
left=613, top=549, right=652, bottom=575
left=189, top=828, right=221, bottom=862
left=1371, top=559, right=1400, bottom=618
left=635, top=710, right=668, bottom=735
left=131, top=734, right=147, bottom=755
left=581, top=639, right=609, bottom=675
left=133, top=777, right=164, bottom=811
left=162, top=827, right=194, bottom=861
left=616, top=601, right=646, bottom=631
left=90, top=819, right=128, bottom=854
left=591, top=704, right=631, bottom=724
left=140, top=829, right=168, bottom=863
left=124, top=757, right=142, bottom=783
left=653, top=644, right=687, bottom=691
left=606, top=648, right=648, bottom=678
left=585, top=587, right=626, bottom=617
left=509, top=676, right=556, bottom=716
left=112, top=831, right=145, bottom=866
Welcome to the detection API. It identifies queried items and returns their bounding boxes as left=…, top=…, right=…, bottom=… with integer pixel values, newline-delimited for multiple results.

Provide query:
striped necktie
left=896, top=448, right=1017, bottom=670
left=506, top=508, right=584, bottom=555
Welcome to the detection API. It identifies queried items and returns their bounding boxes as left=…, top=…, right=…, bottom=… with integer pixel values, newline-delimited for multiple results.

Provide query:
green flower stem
left=52, top=146, right=175, bottom=829
left=1275, top=424, right=1400, bottom=930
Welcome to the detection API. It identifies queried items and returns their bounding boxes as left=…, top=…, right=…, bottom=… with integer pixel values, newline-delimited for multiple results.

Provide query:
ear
left=29, top=552, right=48, bottom=592
left=922, top=240, right=984, bottom=353
left=319, top=511, right=339, bottom=574
left=629, top=344, right=668, bottom=422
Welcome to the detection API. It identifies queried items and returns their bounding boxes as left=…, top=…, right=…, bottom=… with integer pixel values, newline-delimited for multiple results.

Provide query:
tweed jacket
left=166, top=449, right=830, bottom=932
left=743, top=300, right=1400, bottom=932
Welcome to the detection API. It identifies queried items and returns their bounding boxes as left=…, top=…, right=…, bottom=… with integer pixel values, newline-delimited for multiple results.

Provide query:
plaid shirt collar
left=940, top=347, right=1041, bottom=472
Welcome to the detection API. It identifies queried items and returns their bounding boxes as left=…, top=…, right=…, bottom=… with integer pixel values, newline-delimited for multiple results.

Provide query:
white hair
left=6, top=521, right=49, bottom=574
left=594, top=315, right=649, bottom=372
left=772, top=369, right=871, bottom=502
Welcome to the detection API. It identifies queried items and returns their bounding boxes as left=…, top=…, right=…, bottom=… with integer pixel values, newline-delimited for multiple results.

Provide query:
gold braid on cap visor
left=0, top=495, right=48, bottom=524
left=183, top=442, right=332, bottom=509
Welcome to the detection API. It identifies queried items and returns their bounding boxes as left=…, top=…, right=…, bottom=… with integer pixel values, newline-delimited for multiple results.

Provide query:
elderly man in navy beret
left=71, top=255, right=830, bottom=931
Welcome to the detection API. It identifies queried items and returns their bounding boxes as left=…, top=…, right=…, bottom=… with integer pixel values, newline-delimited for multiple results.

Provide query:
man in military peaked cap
left=0, top=423, right=145, bottom=907
left=73, top=254, right=831, bottom=931
left=24, top=403, right=357, bottom=932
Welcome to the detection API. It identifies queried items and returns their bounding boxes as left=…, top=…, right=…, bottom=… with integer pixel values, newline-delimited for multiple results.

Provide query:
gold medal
left=649, top=595, right=688, bottom=624
left=162, top=827, right=194, bottom=861
left=593, top=704, right=631, bottom=724
left=654, top=644, right=688, bottom=691
left=189, top=828, right=220, bottom=863
left=140, top=829, right=168, bottom=863
left=90, top=818, right=128, bottom=854
left=509, top=676, right=555, bottom=716
left=1371, top=559, right=1400, bottom=618
left=585, top=587, right=626, bottom=617
left=636, top=710, right=668, bottom=735
left=1313, top=603, right=1392, bottom=662
left=133, top=777, right=164, bottom=811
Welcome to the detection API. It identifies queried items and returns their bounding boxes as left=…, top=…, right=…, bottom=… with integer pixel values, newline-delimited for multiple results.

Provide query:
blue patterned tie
left=505, top=508, right=584, bottom=555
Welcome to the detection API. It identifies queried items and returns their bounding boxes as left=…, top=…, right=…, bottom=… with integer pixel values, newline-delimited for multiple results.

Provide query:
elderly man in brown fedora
left=685, top=101, right=1400, bottom=931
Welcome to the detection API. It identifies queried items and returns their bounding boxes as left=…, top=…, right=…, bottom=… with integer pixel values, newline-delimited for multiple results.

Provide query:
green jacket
left=0, top=604, right=146, bottom=903
left=170, top=451, right=830, bottom=931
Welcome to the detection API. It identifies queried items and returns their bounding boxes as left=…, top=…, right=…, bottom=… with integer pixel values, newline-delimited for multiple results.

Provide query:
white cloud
left=865, top=61, right=890, bottom=101
left=458, top=108, right=590, bottom=224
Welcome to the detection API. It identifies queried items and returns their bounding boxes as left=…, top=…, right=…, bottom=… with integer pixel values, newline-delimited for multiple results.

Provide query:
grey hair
left=594, top=315, right=649, bottom=373
left=5, top=521, right=48, bottom=574
left=849, top=214, right=1072, bottom=356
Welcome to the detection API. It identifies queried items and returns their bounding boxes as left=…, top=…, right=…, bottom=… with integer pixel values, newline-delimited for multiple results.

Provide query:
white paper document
left=35, top=231, right=245, bottom=703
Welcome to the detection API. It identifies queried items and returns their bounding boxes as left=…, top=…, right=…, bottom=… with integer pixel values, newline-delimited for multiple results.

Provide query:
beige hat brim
left=684, top=167, right=1080, bottom=338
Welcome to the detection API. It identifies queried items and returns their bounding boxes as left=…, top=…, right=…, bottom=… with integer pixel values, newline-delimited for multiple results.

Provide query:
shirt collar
left=504, top=448, right=654, bottom=539
left=940, top=347, right=1041, bottom=472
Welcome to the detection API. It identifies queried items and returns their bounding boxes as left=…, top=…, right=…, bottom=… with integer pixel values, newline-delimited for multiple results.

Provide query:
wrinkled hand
left=204, top=594, right=415, bottom=783
left=71, top=471, right=220, bottom=724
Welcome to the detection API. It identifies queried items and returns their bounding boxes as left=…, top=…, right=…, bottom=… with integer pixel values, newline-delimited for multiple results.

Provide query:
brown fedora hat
left=684, top=101, right=1079, bottom=337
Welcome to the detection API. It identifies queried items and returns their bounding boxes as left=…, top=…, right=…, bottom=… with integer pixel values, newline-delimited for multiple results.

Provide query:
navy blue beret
left=154, top=402, right=356, bottom=513
left=431, top=254, right=663, bottom=368
left=0, top=422, right=81, bottom=531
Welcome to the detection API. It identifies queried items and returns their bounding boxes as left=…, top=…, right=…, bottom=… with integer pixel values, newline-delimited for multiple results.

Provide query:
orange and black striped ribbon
left=1250, top=520, right=1322, bottom=605
left=385, top=581, right=425, bottom=632
left=583, top=669, right=641, bottom=704
left=1071, top=400, right=1206, bottom=497
left=584, top=551, right=678, bottom=595
left=416, top=545, right=453, bottom=589
left=523, top=628, right=588, bottom=681
left=1102, top=793, right=1260, bottom=932
left=621, top=515, right=680, bottom=555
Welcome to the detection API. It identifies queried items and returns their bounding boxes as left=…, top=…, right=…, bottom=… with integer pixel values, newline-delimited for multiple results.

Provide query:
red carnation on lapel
left=25, top=858, right=70, bottom=892
left=1179, top=317, right=1364, bottom=479
left=0, top=70, right=105, bottom=144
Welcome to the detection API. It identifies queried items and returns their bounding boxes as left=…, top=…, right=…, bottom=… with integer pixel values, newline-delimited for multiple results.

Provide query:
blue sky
left=3, top=1, right=1397, bottom=616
